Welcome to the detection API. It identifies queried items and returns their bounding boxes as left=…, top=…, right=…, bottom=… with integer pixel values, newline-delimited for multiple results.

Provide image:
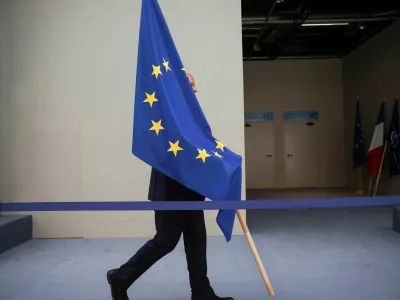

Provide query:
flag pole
left=355, top=167, right=365, bottom=194
left=236, top=210, right=275, bottom=297
left=367, top=176, right=373, bottom=196
left=373, top=141, right=388, bottom=196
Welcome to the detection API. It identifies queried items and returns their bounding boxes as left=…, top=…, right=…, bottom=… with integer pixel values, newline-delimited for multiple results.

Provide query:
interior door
left=245, top=122, right=274, bottom=189
left=285, top=122, right=320, bottom=188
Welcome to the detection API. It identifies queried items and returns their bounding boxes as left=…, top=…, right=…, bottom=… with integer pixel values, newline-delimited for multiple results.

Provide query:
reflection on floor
left=247, top=187, right=360, bottom=200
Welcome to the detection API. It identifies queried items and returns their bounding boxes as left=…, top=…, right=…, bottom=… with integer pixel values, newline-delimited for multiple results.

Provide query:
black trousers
left=118, top=210, right=214, bottom=296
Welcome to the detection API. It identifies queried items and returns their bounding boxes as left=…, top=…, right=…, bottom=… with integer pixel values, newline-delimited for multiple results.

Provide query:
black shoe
left=107, top=269, right=130, bottom=300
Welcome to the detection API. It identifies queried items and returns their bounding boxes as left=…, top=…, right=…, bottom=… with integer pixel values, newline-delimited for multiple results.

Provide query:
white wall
left=343, top=21, right=400, bottom=194
left=244, top=59, right=346, bottom=188
left=0, top=0, right=245, bottom=238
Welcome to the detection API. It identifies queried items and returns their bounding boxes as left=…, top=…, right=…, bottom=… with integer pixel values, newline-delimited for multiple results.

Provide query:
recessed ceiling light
left=301, top=23, right=349, bottom=27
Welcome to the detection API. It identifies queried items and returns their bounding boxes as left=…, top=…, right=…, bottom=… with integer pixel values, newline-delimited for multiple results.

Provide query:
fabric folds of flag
left=388, top=99, right=400, bottom=178
left=366, top=102, right=385, bottom=175
left=131, top=0, right=242, bottom=242
left=353, top=101, right=366, bottom=169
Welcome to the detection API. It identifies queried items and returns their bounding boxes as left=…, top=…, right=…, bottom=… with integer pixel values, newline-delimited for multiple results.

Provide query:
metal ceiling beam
left=267, top=9, right=311, bottom=60
left=242, top=12, right=400, bottom=25
left=247, top=0, right=279, bottom=60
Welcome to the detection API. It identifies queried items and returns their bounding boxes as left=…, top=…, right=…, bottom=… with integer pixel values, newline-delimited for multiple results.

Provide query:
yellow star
left=215, top=140, right=225, bottom=152
left=196, top=149, right=211, bottom=163
left=143, top=92, right=158, bottom=107
left=181, top=67, right=186, bottom=72
left=152, top=65, right=163, bottom=79
left=213, top=151, right=223, bottom=159
left=149, top=119, right=164, bottom=135
left=162, top=58, right=171, bottom=72
left=167, top=140, right=183, bottom=156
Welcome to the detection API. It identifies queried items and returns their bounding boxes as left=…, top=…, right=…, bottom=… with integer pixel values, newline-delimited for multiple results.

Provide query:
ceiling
left=242, top=0, right=400, bottom=60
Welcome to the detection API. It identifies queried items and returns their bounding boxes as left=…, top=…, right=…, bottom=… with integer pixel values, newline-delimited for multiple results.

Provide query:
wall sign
left=283, top=110, right=319, bottom=122
left=244, top=111, right=274, bottom=122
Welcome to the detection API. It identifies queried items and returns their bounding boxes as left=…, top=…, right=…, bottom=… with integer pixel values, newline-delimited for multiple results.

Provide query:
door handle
left=266, top=154, right=272, bottom=158
left=287, top=154, right=293, bottom=158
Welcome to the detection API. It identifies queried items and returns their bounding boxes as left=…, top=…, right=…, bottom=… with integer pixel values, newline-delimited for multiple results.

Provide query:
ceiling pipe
left=374, top=10, right=398, bottom=17
left=243, top=34, right=260, bottom=38
left=242, top=12, right=400, bottom=25
left=244, top=55, right=340, bottom=60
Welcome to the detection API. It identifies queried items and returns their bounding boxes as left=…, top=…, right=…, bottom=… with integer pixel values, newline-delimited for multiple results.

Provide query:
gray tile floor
left=1, top=206, right=400, bottom=300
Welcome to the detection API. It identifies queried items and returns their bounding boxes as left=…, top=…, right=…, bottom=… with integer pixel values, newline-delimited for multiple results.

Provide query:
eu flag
left=132, top=0, right=242, bottom=241
left=353, top=101, right=366, bottom=169
left=388, top=99, right=400, bottom=178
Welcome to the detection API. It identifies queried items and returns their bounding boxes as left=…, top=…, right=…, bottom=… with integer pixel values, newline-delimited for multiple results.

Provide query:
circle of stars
left=146, top=59, right=226, bottom=163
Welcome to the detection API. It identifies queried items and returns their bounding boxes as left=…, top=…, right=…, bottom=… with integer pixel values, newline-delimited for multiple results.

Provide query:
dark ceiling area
left=242, top=0, right=400, bottom=60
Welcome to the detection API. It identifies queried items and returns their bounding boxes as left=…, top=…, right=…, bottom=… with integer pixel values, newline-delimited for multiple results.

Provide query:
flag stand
left=355, top=168, right=365, bottom=194
left=236, top=210, right=275, bottom=297
left=373, top=141, right=388, bottom=196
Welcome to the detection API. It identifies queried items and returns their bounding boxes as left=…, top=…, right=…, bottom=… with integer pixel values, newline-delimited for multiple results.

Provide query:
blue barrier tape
left=1, top=196, right=400, bottom=212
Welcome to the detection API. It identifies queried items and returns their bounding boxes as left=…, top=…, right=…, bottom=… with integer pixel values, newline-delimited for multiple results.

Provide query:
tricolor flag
left=366, top=102, right=385, bottom=175
left=132, top=0, right=242, bottom=241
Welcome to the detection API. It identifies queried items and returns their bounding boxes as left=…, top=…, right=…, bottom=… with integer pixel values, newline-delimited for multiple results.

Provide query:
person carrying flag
left=106, top=0, right=243, bottom=298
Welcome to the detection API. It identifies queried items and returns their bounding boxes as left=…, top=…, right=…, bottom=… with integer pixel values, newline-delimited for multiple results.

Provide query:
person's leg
left=183, top=210, right=234, bottom=300
left=183, top=210, right=214, bottom=296
left=107, top=210, right=184, bottom=299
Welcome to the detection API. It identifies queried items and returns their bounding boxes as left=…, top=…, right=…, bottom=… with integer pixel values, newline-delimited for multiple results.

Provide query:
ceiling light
left=357, top=22, right=365, bottom=29
left=301, top=22, right=349, bottom=27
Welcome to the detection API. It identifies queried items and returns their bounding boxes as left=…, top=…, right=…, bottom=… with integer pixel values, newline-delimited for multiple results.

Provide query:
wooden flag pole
left=367, top=176, right=373, bottom=196
left=236, top=210, right=275, bottom=297
left=373, top=141, right=388, bottom=196
left=355, top=167, right=365, bottom=194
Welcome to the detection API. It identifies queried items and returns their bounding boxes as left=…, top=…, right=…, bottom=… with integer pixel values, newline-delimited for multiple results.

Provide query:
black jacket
left=148, top=168, right=205, bottom=201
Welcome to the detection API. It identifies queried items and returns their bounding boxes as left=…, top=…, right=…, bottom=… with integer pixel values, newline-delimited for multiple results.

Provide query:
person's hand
left=187, top=73, right=198, bottom=93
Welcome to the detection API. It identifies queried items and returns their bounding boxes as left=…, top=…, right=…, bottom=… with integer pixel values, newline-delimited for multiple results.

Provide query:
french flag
left=366, top=102, right=385, bottom=175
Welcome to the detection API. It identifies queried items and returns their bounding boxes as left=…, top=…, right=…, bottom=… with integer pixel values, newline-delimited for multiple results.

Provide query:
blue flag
left=132, top=0, right=242, bottom=241
left=388, top=99, right=400, bottom=178
left=353, top=101, right=366, bottom=169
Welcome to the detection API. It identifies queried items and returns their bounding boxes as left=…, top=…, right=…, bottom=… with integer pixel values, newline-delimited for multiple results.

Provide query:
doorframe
left=244, top=121, right=276, bottom=189
left=283, top=121, right=321, bottom=188
left=269, top=124, right=276, bottom=189
left=283, top=122, right=289, bottom=188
